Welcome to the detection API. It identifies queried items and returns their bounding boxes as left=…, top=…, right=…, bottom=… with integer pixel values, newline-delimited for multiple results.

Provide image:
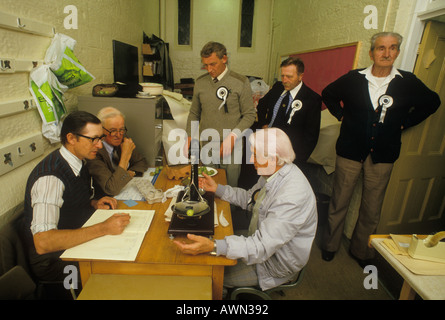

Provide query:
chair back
left=0, top=265, right=36, bottom=299
left=0, top=208, right=37, bottom=299
left=0, top=208, right=32, bottom=277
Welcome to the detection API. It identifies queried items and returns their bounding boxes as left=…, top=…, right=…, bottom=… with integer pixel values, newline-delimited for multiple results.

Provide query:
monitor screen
left=112, top=40, right=139, bottom=85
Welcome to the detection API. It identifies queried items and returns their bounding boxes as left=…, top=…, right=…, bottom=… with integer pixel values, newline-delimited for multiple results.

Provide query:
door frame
left=399, top=0, right=445, bottom=72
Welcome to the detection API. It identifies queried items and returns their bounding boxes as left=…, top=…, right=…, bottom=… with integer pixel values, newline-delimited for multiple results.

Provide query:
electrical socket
left=0, top=133, right=44, bottom=176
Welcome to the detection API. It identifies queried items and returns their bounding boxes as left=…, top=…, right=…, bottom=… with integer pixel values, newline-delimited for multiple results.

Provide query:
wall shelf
left=0, top=11, right=55, bottom=37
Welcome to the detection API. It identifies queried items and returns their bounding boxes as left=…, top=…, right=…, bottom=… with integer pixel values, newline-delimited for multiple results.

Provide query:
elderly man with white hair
left=174, top=128, right=317, bottom=291
left=86, top=106, right=149, bottom=196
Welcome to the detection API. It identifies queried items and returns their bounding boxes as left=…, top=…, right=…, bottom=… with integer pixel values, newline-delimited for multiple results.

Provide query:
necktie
left=213, top=77, right=219, bottom=83
left=269, top=91, right=290, bottom=127
left=112, top=147, right=120, bottom=167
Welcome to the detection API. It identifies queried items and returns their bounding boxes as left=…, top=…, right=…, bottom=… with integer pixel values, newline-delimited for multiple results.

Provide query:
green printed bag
left=45, top=33, right=95, bottom=88
left=29, top=65, right=67, bottom=143
left=29, top=65, right=67, bottom=124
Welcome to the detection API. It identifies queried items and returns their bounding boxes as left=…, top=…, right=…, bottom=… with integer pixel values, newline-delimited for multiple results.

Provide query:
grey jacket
left=186, top=69, right=256, bottom=139
left=215, top=163, right=317, bottom=290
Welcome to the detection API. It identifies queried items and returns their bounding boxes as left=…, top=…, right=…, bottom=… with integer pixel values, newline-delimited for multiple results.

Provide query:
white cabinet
left=77, top=96, right=170, bottom=167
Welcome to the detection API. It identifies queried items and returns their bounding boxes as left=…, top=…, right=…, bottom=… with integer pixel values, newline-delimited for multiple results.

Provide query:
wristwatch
left=210, top=241, right=217, bottom=256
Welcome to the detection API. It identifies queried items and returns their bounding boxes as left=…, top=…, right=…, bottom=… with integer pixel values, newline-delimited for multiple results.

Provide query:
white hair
left=370, top=32, right=403, bottom=51
left=96, top=106, right=125, bottom=122
left=249, top=128, right=296, bottom=165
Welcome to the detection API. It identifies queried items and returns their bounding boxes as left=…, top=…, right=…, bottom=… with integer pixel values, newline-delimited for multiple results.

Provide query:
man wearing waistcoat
left=321, top=32, right=441, bottom=265
left=256, top=57, right=321, bottom=173
left=186, top=41, right=256, bottom=187
left=22, top=111, right=131, bottom=283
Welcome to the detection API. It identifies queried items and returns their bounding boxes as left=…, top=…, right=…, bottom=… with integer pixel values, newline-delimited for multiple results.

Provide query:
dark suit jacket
left=322, top=69, right=441, bottom=163
left=86, top=147, right=149, bottom=196
left=257, top=82, right=322, bottom=164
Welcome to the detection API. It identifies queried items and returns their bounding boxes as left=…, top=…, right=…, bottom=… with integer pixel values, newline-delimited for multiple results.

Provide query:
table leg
left=78, top=261, right=91, bottom=288
left=399, top=280, right=416, bottom=300
left=212, top=265, right=225, bottom=300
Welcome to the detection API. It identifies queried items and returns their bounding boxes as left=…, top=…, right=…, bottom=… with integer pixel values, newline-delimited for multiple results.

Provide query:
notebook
left=60, top=209, right=155, bottom=261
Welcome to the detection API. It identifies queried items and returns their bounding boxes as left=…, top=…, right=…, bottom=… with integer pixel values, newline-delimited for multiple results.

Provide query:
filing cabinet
left=77, top=95, right=171, bottom=167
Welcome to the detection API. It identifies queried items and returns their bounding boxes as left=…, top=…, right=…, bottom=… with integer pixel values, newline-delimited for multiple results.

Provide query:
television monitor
left=112, top=40, right=139, bottom=85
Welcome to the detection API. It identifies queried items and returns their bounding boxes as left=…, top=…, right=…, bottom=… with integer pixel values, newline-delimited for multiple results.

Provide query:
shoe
left=322, top=249, right=336, bottom=261
left=348, top=250, right=371, bottom=268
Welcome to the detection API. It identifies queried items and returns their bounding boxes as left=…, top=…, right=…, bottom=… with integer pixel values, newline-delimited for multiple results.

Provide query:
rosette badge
left=379, top=95, right=393, bottom=108
left=216, top=86, right=229, bottom=113
left=378, top=94, right=393, bottom=123
left=287, top=100, right=303, bottom=124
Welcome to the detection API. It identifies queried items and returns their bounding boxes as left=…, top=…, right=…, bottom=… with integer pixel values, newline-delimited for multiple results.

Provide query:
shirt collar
left=359, top=65, right=403, bottom=84
left=59, top=145, right=83, bottom=176
left=102, top=140, right=114, bottom=154
left=281, top=81, right=303, bottom=99
left=289, top=81, right=303, bottom=99
left=215, top=66, right=228, bottom=82
left=261, top=163, right=292, bottom=190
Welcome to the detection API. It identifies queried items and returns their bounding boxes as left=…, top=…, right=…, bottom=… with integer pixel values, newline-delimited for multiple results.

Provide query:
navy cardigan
left=322, top=69, right=441, bottom=163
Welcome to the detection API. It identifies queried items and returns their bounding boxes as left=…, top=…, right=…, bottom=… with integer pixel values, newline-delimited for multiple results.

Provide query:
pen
left=152, top=168, right=162, bottom=185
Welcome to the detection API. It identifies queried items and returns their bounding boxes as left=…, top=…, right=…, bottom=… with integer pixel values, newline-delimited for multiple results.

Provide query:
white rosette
left=216, top=86, right=229, bottom=112
left=378, top=95, right=393, bottom=123
left=287, top=99, right=303, bottom=124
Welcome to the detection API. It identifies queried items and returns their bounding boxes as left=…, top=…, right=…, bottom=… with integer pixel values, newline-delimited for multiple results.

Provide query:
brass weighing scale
left=168, top=154, right=215, bottom=237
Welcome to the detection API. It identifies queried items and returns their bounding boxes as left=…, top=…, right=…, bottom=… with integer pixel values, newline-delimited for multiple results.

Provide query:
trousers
left=323, top=155, right=393, bottom=259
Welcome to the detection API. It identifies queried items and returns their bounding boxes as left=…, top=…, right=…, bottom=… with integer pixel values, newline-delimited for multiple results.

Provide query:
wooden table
left=66, top=168, right=237, bottom=300
left=369, top=235, right=445, bottom=300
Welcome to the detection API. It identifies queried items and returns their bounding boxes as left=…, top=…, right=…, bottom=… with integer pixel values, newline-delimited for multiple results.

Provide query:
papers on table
left=60, top=209, right=155, bottom=261
left=113, top=177, right=146, bottom=201
left=114, top=168, right=158, bottom=201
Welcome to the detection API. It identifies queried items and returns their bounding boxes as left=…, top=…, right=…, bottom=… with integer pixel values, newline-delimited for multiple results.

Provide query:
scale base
left=168, top=191, right=215, bottom=236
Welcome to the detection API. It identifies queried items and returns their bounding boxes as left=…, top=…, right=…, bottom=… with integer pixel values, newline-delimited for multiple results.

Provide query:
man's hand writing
left=101, top=213, right=131, bottom=235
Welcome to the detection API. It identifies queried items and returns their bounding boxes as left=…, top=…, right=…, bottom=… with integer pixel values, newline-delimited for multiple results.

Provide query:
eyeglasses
left=103, top=127, right=128, bottom=137
left=75, top=133, right=106, bottom=144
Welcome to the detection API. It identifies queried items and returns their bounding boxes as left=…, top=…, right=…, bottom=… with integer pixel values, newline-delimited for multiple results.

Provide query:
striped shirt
left=30, top=146, right=84, bottom=235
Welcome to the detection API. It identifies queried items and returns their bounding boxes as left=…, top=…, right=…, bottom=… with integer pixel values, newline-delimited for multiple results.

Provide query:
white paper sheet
left=113, top=168, right=157, bottom=201
left=60, top=209, right=155, bottom=261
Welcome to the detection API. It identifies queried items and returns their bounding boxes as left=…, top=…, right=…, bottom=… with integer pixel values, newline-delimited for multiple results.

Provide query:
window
left=240, top=0, right=255, bottom=48
left=178, top=0, right=191, bottom=45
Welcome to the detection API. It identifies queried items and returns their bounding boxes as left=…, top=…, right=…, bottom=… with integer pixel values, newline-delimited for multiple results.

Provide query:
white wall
left=0, top=0, right=157, bottom=225
left=0, top=0, right=428, bottom=228
left=164, top=0, right=273, bottom=83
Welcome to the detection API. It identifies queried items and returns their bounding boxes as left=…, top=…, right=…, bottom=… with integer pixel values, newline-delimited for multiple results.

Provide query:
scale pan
left=173, top=200, right=210, bottom=218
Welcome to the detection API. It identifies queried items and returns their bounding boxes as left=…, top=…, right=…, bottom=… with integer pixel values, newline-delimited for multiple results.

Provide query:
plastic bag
left=29, top=65, right=68, bottom=143
left=250, top=79, right=270, bottom=108
left=45, top=33, right=95, bottom=88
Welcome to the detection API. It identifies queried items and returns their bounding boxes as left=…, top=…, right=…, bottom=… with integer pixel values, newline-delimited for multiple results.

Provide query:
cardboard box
left=143, top=65, right=153, bottom=76
left=142, top=44, right=152, bottom=55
